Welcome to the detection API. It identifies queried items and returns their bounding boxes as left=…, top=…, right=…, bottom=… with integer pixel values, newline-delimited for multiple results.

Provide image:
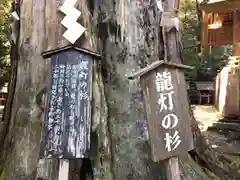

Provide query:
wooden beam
left=127, top=60, right=194, bottom=79
left=128, top=60, right=164, bottom=79
left=233, top=11, right=240, bottom=56
left=42, top=45, right=101, bottom=59
left=162, top=0, right=189, bottom=179
left=200, top=1, right=240, bottom=13
left=202, top=10, right=209, bottom=60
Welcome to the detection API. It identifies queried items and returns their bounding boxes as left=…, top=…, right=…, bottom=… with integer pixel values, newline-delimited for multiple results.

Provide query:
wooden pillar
left=163, top=0, right=190, bottom=179
left=165, top=157, right=181, bottom=180
left=58, top=159, right=69, bottom=180
left=202, top=10, right=209, bottom=60
left=233, top=10, right=240, bottom=56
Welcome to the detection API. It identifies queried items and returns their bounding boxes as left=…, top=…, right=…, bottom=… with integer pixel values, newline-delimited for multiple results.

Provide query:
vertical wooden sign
left=129, top=61, right=194, bottom=162
left=40, top=46, right=100, bottom=159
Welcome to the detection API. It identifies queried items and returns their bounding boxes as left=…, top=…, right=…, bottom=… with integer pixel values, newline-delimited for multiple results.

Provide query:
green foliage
left=0, top=0, right=11, bottom=87
left=180, top=0, right=233, bottom=81
left=180, top=0, right=201, bottom=81
left=0, top=168, right=5, bottom=180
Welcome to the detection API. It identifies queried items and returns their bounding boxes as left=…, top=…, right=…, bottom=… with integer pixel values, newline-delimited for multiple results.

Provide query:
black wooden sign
left=40, top=47, right=96, bottom=159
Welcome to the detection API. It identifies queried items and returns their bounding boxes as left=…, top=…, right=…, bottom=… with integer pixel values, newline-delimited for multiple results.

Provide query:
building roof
left=196, top=81, right=215, bottom=91
left=200, top=0, right=227, bottom=5
left=199, top=0, right=240, bottom=13
left=42, top=45, right=101, bottom=59
left=128, top=60, right=194, bottom=79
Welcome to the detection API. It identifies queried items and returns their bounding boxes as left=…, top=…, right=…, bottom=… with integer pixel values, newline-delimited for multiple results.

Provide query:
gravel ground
left=193, top=105, right=240, bottom=154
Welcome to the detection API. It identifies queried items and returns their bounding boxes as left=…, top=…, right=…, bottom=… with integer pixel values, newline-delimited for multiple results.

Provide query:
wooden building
left=0, top=84, right=7, bottom=106
left=200, top=0, right=240, bottom=117
left=196, top=81, right=215, bottom=104
left=187, top=81, right=215, bottom=105
left=0, top=83, right=8, bottom=119
left=200, top=0, right=240, bottom=55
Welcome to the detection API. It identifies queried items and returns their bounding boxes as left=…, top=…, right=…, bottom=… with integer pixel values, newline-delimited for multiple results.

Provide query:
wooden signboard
left=40, top=46, right=100, bottom=159
left=129, top=61, right=194, bottom=162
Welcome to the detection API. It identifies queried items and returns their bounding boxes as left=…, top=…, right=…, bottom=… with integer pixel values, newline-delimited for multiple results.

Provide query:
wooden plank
left=165, top=157, right=181, bottom=180
left=211, top=122, right=240, bottom=132
left=208, top=24, right=234, bottom=46
left=42, top=45, right=101, bottom=59
left=202, top=10, right=209, bottom=58
left=200, top=0, right=240, bottom=13
left=40, top=49, right=93, bottom=159
left=233, top=11, right=240, bottom=56
left=141, top=67, right=194, bottom=162
left=201, top=0, right=227, bottom=4
left=195, top=81, right=215, bottom=91
left=219, top=119, right=240, bottom=123
left=128, top=60, right=193, bottom=79
left=162, top=0, right=194, bottom=179
left=165, top=62, right=194, bottom=70
left=58, top=159, right=69, bottom=180
left=128, top=60, right=164, bottom=79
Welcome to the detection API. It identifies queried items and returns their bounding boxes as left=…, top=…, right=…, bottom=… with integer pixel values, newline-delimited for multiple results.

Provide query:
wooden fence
left=215, top=57, right=240, bottom=117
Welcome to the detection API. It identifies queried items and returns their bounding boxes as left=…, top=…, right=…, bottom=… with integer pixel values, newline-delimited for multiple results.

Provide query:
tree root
left=188, top=136, right=240, bottom=180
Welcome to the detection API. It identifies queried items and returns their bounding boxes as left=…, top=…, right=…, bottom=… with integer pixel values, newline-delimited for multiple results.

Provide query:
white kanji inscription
left=158, top=91, right=174, bottom=112
left=79, top=91, right=88, bottom=100
left=79, top=61, right=88, bottom=70
left=53, top=65, right=59, bottom=74
left=70, top=93, right=76, bottom=99
left=51, top=89, right=57, bottom=96
left=161, top=113, right=178, bottom=129
left=155, top=70, right=173, bottom=92
left=79, top=71, right=88, bottom=79
left=53, top=73, right=58, bottom=79
left=79, top=81, right=87, bottom=89
left=164, top=130, right=181, bottom=152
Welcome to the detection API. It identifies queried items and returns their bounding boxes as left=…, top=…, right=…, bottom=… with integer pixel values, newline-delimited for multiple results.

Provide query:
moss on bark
left=1, top=0, right=240, bottom=180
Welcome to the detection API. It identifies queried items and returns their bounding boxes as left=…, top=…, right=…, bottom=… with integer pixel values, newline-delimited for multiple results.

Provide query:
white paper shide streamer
left=156, top=0, right=163, bottom=12
left=11, top=11, right=19, bottom=20
left=10, top=11, right=19, bottom=44
left=59, top=0, right=86, bottom=44
left=160, top=12, right=180, bottom=32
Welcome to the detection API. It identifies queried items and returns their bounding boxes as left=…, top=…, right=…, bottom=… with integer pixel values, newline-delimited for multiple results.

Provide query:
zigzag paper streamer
left=59, top=0, right=86, bottom=44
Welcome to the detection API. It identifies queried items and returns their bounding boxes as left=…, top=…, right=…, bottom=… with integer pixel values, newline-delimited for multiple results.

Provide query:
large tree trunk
left=1, top=0, right=240, bottom=180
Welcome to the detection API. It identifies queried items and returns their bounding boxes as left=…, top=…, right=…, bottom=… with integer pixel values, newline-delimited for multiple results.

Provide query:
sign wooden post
left=58, top=159, right=69, bottom=180
left=41, top=45, right=101, bottom=180
left=128, top=60, right=194, bottom=180
left=160, top=0, right=192, bottom=178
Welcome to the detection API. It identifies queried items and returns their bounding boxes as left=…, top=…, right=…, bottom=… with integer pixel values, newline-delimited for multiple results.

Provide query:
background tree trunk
left=1, top=0, right=240, bottom=180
